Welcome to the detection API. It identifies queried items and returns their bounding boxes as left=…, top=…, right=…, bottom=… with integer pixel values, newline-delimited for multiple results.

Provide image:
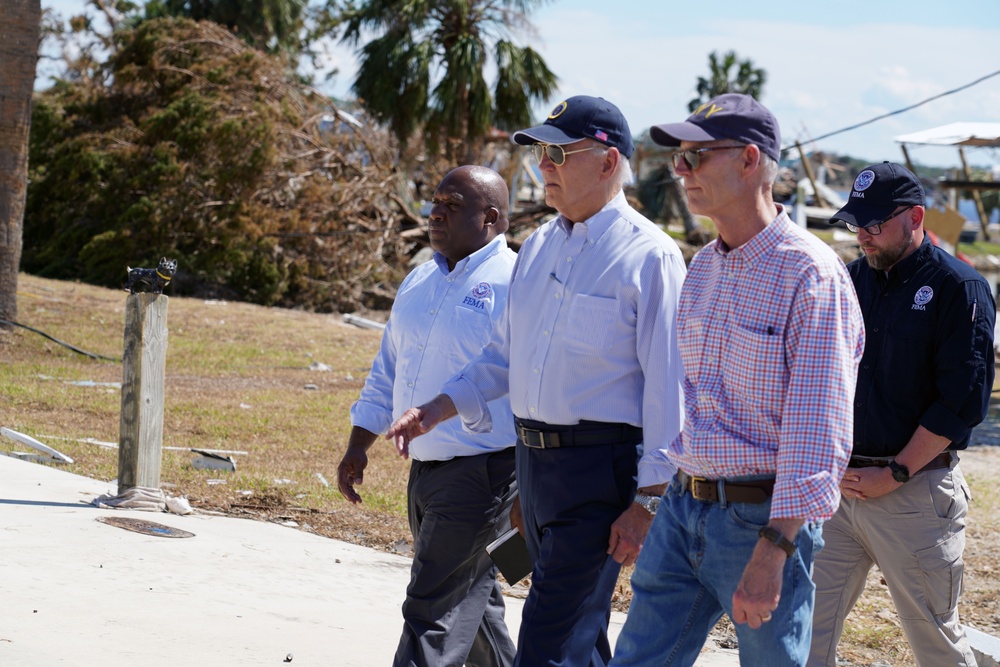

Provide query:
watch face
left=889, top=461, right=910, bottom=482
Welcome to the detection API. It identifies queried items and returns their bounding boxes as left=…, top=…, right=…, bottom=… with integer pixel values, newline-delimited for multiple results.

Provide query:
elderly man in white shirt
left=388, top=96, right=687, bottom=667
left=337, top=165, right=518, bottom=667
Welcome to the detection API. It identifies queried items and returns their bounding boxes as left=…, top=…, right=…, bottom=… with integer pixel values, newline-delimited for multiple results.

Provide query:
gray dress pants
left=394, top=448, right=517, bottom=667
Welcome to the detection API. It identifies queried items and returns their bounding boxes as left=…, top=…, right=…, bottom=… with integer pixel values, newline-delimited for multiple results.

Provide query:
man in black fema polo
left=809, top=162, right=994, bottom=667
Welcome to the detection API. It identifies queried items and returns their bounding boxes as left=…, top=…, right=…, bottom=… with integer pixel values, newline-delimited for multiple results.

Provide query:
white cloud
left=529, top=12, right=1000, bottom=167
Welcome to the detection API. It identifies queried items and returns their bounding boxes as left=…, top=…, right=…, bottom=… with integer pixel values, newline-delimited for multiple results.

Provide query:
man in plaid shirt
left=611, top=94, right=865, bottom=667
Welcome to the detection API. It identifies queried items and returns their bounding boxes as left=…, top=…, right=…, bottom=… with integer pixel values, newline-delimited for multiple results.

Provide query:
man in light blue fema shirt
left=388, top=96, right=687, bottom=667
left=337, top=165, right=519, bottom=667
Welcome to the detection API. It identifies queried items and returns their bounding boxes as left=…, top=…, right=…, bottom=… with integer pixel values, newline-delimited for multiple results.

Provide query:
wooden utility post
left=118, top=293, right=168, bottom=493
left=958, top=147, right=991, bottom=241
left=796, top=142, right=828, bottom=209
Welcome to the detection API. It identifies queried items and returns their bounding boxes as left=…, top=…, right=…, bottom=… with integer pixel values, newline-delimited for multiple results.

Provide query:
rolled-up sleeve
left=772, top=269, right=865, bottom=520
left=920, top=278, right=996, bottom=441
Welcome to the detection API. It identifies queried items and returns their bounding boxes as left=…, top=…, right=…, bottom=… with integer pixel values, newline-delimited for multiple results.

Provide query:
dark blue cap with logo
left=830, top=162, right=925, bottom=228
left=511, top=95, right=635, bottom=159
left=649, top=93, right=782, bottom=163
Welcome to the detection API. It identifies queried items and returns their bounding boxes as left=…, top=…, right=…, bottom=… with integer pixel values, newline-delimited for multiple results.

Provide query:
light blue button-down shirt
left=444, top=192, right=686, bottom=486
left=351, top=235, right=517, bottom=461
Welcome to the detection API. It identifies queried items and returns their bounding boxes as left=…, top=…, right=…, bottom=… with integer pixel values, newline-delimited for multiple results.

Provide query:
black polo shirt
left=850, top=236, right=995, bottom=456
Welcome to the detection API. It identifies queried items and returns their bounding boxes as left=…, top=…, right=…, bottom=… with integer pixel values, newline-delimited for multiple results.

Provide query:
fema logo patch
left=911, top=285, right=934, bottom=311
left=853, top=170, right=876, bottom=192
left=472, top=282, right=492, bottom=299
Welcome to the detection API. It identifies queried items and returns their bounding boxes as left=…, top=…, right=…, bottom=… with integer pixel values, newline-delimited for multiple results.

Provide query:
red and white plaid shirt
left=667, top=208, right=864, bottom=520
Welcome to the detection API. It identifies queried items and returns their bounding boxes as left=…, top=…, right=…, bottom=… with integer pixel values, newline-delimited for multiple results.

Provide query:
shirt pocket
left=723, top=325, right=787, bottom=408
left=450, top=305, right=493, bottom=363
left=565, top=294, right=620, bottom=350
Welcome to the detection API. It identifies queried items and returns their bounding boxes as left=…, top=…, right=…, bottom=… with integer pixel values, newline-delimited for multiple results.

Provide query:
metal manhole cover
left=96, top=516, right=195, bottom=538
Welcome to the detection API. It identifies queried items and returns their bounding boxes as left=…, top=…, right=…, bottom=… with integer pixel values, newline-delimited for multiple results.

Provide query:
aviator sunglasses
left=532, top=143, right=601, bottom=166
left=845, top=206, right=913, bottom=235
left=671, top=145, right=745, bottom=170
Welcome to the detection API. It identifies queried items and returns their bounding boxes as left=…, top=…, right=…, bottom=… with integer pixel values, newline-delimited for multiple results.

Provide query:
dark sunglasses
left=671, top=145, right=745, bottom=170
left=845, top=206, right=914, bottom=236
left=532, top=143, right=601, bottom=166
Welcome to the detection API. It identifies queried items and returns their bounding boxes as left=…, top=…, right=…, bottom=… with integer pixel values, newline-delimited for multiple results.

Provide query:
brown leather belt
left=848, top=452, right=952, bottom=473
left=676, top=470, right=775, bottom=504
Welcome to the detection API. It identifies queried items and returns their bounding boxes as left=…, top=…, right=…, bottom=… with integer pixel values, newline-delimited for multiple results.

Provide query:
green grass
left=2, top=273, right=410, bottom=545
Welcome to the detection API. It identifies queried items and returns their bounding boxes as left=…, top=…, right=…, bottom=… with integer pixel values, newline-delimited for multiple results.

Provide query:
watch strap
left=758, top=526, right=796, bottom=559
left=888, top=460, right=910, bottom=483
left=633, top=493, right=660, bottom=516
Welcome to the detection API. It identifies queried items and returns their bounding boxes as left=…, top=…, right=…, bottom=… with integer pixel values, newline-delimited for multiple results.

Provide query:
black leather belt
left=514, top=418, right=642, bottom=449
left=848, top=452, right=952, bottom=472
left=676, top=470, right=775, bottom=504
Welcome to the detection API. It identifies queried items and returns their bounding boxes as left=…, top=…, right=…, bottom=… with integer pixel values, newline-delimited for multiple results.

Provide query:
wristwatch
left=758, top=526, right=796, bottom=559
left=888, top=460, right=910, bottom=483
left=633, top=494, right=660, bottom=516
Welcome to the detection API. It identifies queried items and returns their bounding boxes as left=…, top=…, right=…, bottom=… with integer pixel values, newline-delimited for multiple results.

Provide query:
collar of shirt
left=553, top=190, right=628, bottom=244
left=432, top=235, right=509, bottom=276
left=870, top=234, right=934, bottom=287
left=711, top=205, right=791, bottom=265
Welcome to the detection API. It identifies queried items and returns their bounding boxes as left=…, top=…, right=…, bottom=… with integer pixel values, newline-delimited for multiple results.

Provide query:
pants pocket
left=915, top=530, right=964, bottom=616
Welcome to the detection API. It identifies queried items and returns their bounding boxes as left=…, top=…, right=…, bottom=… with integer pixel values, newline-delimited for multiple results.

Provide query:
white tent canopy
left=895, top=122, right=1000, bottom=147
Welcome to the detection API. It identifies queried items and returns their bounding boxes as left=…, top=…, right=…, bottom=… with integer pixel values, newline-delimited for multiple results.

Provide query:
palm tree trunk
left=663, top=164, right=699, bottom=241
left=0, top=0, right=40, bottom=326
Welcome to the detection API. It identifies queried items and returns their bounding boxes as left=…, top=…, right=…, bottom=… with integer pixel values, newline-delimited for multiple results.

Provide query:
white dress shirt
left=351, top=235, right=517, bottom=461
left=444, top=191, right=686, bottom=486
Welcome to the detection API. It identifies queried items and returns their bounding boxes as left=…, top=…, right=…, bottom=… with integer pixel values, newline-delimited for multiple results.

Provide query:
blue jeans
left=611, top=475, right=823, bottom=667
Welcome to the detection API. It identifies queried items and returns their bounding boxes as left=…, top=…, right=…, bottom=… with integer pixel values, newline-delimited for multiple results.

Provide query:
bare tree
left=0, top=0, right=41, bottom=327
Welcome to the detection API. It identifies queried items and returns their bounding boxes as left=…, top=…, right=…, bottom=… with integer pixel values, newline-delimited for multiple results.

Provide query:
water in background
left=972, top=410, right=1000, bottom=447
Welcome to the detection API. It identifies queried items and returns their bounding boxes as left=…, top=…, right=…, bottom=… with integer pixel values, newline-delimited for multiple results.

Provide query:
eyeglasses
left=532, top=143, right=601, bottom=166
left=671, top=145, right=745, bottom=170
left=845, top=206, right=913, bottom=235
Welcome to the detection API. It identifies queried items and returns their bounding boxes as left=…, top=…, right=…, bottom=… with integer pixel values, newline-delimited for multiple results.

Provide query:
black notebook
left=486, top=527, right=533, bottom=584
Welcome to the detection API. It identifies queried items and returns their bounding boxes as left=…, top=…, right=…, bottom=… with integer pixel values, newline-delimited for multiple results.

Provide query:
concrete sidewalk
left=0, top=455, right=739, bottom=666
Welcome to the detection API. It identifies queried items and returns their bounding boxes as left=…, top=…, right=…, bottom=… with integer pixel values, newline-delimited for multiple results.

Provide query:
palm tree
left=340, top=0, right=558, bottom=162
left=688, top=50, right=766, bottom=112
left=0, top=0, right=41, bottom=327
left=653, top=50, right=766, bottom=243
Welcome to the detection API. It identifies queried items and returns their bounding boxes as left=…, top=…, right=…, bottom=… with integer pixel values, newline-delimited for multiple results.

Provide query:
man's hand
left=607, top=484, right=666, bottom=566
left=337, top=447, right=368, bottom=504
left=607, top=503, right=654, bottom=567
left=840, top=466, right=899, bottom=501
left=385, top=394, right=457, bottom=459
left=731, top=519, right=802, bottom=629
left=731, top=539, right=784, bottom=628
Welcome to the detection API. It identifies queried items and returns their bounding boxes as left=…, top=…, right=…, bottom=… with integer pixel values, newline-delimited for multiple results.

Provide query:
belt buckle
left=518, top=426, right=560, bottom=449
left=688, top=476, right=714, bottom=501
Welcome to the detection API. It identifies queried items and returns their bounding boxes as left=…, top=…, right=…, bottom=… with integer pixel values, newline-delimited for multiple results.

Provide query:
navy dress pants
left=514, top=438, right=639, bottom=667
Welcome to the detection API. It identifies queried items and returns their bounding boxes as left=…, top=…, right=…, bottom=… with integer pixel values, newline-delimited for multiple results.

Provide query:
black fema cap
left=830, top=162, right=925, bottom=229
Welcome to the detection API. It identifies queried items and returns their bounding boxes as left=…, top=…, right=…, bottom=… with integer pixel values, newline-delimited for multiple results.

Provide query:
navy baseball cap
left=830, top=162, right=925, bottom=228
left=511, top=95, right=635, bottom=159
left=650, top=93, right=781, bottom=162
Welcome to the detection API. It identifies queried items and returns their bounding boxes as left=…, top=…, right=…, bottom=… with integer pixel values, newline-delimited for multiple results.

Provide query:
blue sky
left=41, top=0, right=1000, bottom=169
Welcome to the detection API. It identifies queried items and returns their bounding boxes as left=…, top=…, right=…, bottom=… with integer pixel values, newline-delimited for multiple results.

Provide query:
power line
left=0, top=319, right=120, bottom=362
left=781, top=68, right=1000, bottom=154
